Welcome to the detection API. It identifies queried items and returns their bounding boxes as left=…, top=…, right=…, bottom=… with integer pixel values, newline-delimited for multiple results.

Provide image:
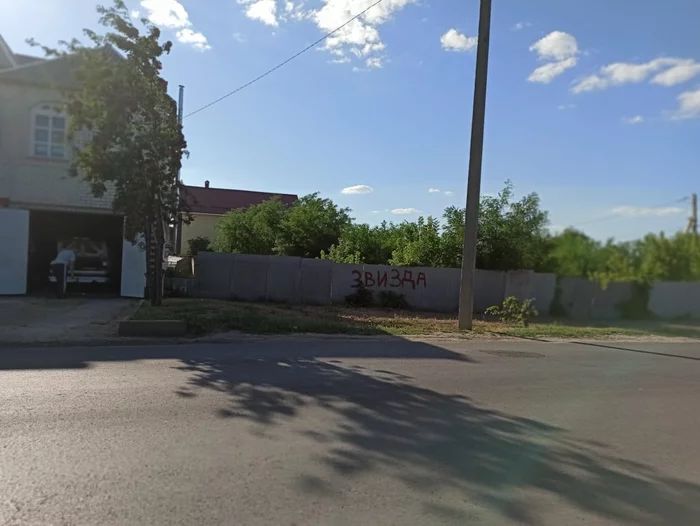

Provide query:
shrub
left=187, top=236, right=211, bottom=257
left=485, top=296, right=538, bottom=327
left=345, top=282, right=374, bottom=307
left=377, top=290, right=410, bottom=309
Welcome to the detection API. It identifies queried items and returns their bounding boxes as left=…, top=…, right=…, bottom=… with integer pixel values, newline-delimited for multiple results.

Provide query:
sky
left=2, top=0, right=699, bottom=241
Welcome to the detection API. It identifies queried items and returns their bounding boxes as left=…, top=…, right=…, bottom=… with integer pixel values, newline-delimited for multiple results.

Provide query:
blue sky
left=2, top=0, right=699, bottom=241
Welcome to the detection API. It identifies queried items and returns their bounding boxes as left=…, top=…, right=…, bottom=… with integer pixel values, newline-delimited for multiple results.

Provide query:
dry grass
left=133, top=298, right=700, bottom=340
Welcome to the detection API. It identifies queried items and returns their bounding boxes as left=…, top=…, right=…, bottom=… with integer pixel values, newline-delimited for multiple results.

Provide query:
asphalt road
left=2, top=338, right=700, bottom=525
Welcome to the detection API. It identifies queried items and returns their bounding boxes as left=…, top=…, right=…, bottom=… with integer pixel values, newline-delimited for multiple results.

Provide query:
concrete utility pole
left=458, top=0, right=493, bottom=330
left=175, top=85, right=185, bottom=256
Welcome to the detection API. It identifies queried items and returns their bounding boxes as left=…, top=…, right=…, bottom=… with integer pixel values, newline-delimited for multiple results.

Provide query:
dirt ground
left=0, top=297, right=138, bottom=345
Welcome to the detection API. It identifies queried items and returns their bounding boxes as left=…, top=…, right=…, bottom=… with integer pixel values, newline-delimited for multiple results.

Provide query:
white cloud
left=392, top=208, right=421, bottom=215
left=371, top=210, right=381, bottom=214
left=572, top=57, right=700, bottom=93
left=528, top=57, right=578, bottom=83
left=233, top=32, right=247, bottom=43
left=528, top=31, right=579, bottom=83
left=140, top=0, right=190, bottom=28
left=341, top=184, right=374, bottom=194
left=652, top=60, right=700, bottom=86
left=512, top=21, right=532, bottom=31
left=239, top=0, right=279, bottom=26
left=312, top=0, right=416, bottom=67
left=443, top=191, right=454, bottom=196
left=670, top=87, right=700, bottom=120
left=331, top=57, right=351, bottom=64
left=623, top=115, right=644, bottom=124
left=176, top=28, right=211, bottom=50
left=366, top=56, right=383, bottom=68
left=131, top=9, right=141, bottom=18
left=529, top=31, right=579, bottom=61
left=558, top=103, right=576, bottom=110
left=440, top=29, right=477, bottom=53
left=612, top=206, right=685, bottom=217
left=140, top=0, right=211, bottom=50
left=428, top=188, right=440, bottom=193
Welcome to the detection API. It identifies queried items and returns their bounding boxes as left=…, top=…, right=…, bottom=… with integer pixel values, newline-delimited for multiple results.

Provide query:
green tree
left=549, top=229, right=603, bottom=277
left=475, top=181, right=550, bottom=271
left=213, top=197, right=287, bottom=254
left=321, top=221, right=402, bottom=264
left=32, top=0, right=188, bottom=305
left=390, top=216, right=445, bottom=267
left=277, top=193, right=352, bottom=258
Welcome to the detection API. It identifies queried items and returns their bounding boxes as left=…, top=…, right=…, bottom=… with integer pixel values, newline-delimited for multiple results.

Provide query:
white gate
left=0, top=208, right=29, bottom=295
left=121, top=234, right=146, bottom=298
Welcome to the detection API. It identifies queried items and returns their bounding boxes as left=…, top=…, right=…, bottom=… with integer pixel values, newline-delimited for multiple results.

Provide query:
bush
left=345, top=282, right=374, bottom=307
left=377, top=290, right=410, bottom=309
left=485, top=296, right=538, bottom=327
left=187, top=236, right=211, bottom=257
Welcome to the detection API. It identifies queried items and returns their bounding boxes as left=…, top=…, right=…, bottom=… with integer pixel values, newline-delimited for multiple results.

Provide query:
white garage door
left=0, top=208, right=29, bottom=295
left=121, top=234, right=147, bottom=298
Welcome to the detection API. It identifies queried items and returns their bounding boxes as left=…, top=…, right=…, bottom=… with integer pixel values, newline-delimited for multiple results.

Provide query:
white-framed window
left=30, top=104, right=67, bottom=159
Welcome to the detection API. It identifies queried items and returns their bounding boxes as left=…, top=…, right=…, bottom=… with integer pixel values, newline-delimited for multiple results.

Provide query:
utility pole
left=175, top=84, right=185, bottom=255
left=458, top=0, right=493, bottom=330
left=687, top=193, right=698, bottom=235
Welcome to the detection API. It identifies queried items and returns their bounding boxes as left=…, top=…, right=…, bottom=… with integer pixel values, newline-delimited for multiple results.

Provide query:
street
left=2, top=339, right=700, bottom=525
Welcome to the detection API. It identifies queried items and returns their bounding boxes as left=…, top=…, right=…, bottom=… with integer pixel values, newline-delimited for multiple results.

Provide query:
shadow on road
left=0, top=339, right=473, bottom=370
left=3, top=340, right=700, bottom=523
left=175, top=349, right=700, bottom=525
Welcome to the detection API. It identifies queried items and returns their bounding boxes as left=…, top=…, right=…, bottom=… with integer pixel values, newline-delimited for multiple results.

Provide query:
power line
left=573, top=196, right=690, bottom=227
left=184, top=0, right=385, bottom=119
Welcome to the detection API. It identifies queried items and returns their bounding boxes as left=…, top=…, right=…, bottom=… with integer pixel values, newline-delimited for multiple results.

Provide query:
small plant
left=345, top=282, right=374, bottom=307
left=377, top=290, right=410, bottom=309
left=485, top=296, right=538, bottom=327
left=187, top=236, right=211, bottom=257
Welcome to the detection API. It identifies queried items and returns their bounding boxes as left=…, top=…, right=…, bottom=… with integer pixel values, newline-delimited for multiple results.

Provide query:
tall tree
left=277, top=193, right=352, bottom=258
left=213, top=197, right=287, bottom=255
left=31, top=0, right=188, bottom=305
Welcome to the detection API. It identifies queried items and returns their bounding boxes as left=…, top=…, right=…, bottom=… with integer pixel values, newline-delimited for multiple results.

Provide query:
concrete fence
left=195, top=252, right=557, bottom=313
left=195, top=253, right=700, bottom=319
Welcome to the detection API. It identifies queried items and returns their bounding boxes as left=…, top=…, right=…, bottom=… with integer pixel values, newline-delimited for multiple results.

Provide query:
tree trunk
left=153, top=213, right=165, bottom=307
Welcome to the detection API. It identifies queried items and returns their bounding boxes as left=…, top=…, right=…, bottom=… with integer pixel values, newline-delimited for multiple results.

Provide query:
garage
left=27, top=210, right=124, bottom=295
left=0, top=207, right=146, bottom=297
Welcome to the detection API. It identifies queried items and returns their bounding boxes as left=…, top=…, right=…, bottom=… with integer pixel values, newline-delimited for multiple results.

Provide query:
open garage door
left=0, top=208, right=29, bottom=295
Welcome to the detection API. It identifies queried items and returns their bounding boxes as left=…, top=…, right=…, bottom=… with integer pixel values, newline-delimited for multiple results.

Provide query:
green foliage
left=186, top=236, right=210, bottom=257
left=32, top=0, right=189, bottom=306
left=476, top=182, right=552, bottom=271
left=345, top=282, right=374, bottom=308
left=321, top=222, right=398, bottom=264
left=278, top=193, right=352, bottom=258
left=377, top=290, right=410, bottom=309
left=485, top=296, right=538, bottom=327
left=214, top=193, right=351, bottom=258
left=213, top=197, right=287, bottom=254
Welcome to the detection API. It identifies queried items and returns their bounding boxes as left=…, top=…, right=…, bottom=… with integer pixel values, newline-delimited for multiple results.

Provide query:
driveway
left=0, top=297, right=137, bottom=345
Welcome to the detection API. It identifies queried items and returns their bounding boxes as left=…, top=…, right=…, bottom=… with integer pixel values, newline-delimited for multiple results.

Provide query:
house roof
left=184, top=185, right=298, bottom=215
left=0, top=53, right=80, bottom=87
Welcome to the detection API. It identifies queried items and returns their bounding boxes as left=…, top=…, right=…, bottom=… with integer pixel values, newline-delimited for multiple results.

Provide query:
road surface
left=2, top=338, right=700, bottom=525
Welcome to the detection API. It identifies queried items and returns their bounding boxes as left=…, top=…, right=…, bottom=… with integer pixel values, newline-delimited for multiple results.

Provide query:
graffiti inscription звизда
left=351, top=269, right=427, bottom=290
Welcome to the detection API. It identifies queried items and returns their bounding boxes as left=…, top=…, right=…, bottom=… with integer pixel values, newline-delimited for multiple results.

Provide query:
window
left=31, top=104, right=67, bottom=159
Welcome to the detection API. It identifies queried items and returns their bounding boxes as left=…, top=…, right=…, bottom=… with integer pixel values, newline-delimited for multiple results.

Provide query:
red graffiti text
left=350, top=269, right=428, bottom=290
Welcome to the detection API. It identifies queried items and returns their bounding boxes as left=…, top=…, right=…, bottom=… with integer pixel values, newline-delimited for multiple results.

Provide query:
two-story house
left=0, top=34, right=146, bottom=297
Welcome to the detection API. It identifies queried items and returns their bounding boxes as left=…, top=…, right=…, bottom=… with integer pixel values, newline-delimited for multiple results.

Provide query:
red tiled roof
left=183, top=185, right=298, bottom=215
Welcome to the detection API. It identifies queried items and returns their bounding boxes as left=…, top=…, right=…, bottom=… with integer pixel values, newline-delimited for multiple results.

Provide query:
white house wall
left=0, top=82, right=114, bottom=211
